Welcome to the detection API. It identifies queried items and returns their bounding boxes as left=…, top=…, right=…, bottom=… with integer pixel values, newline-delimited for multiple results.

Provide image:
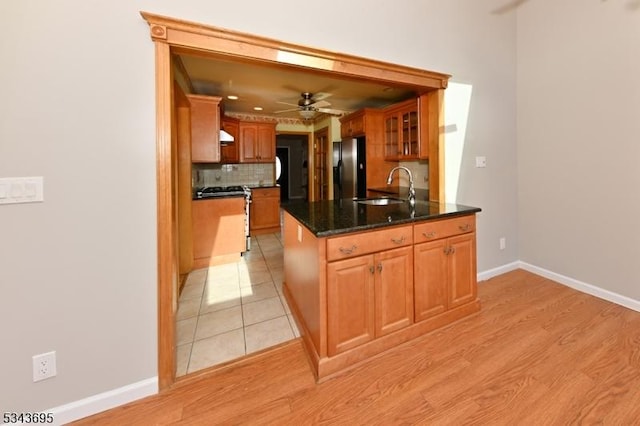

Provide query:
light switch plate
left=475, top=156, right=487, bottom=168
left=0, top=177, right=44, bottom=204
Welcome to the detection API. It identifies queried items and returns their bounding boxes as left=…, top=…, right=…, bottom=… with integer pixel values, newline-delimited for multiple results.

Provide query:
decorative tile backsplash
left=192, top=163, right=275, bottom=188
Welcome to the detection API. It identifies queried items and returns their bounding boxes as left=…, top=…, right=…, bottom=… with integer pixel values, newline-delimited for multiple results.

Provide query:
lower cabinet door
left=414, top=239, right=448, bottom=321
left=448, top=233, right=477, bottom=308
left=327, top=255, right=375, bottom=356
left=374, top=246, right=414, bottom=337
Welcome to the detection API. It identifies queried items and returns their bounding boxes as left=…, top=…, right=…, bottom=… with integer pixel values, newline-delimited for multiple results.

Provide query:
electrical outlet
left=499, top=237, right=506, bottom=250
left=32, top=351, right=57, bottom=382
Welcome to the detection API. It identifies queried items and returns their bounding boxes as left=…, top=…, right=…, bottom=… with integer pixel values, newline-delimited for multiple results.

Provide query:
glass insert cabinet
left=384, top=99, right=419, bottom=160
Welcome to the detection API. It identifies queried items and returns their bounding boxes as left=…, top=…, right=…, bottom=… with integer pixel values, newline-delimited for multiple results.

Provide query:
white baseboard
left=518, top=261, right=640, bottom=313
left=37, top=262, right=638, bottom=425
left=47, top=376, right=158, bottom=425
left=477, top=261, right=520, bottom=282
left=479, top=261, right=640, bottom=313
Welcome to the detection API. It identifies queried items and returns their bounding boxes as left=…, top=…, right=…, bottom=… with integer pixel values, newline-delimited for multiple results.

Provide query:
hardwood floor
left=73, top=270, right=640, bottom=425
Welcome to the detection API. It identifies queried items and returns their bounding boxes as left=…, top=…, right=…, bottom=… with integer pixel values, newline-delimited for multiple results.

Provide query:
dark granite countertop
left=282, top=197, right=481, bottom=237
left=192, top=193, right=246, bottom=201
left=247, top=184, right=279, bottom=190
left=368, top=186, right=429, bottom=200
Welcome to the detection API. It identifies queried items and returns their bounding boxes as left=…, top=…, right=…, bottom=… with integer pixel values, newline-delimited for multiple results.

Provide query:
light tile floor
left=175, top=232, right=299, bottom=376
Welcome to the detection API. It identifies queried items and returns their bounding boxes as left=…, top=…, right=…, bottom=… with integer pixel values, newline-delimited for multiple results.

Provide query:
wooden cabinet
left=220, top=116, right=239, bottom=163
left=283, top=211, right=479, bottom=380
left=338, top=108, right=390, bottom=190
left=249, top=187, right=280, bottom=234
left=191, top=197, right=246, bottom=267
left=340, top=110, right=367, bottom=138
left=326, top=226, right=413, bottom=355
left=413, top=215, right=477, bottom=321
left=188, top=95, right=222, bottom=163
left=327, top=255, right=375, bottom=355
left=383, top=98, right=420, bottom=160
left=239, top=122, right=276, bottom=163
left=374, top=246, right=414, bottom=336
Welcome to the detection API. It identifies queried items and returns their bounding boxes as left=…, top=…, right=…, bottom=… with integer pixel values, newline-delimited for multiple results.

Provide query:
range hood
left=220, top=129, right=235, bottom=144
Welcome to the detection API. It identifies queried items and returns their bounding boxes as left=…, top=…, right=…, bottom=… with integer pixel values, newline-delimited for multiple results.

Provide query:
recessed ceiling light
left=227, top=95, right=239, bottom=100
left=253, top=106, right=263, bottom=111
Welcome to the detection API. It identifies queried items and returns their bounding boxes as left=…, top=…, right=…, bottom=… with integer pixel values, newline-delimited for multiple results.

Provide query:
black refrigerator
left=333, top=137, right=366, bottom=199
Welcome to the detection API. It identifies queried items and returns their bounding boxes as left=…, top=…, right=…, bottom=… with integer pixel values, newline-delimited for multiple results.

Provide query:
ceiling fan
left=275, top=92, right=347, bottom=120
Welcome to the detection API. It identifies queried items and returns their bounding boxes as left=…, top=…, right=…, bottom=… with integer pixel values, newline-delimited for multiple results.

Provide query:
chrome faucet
left=386, top=166, right=416, bottom=206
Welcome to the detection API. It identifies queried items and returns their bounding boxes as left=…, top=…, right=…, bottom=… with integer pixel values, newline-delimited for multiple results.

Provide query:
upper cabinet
left=220, top=116, right=240, bottom=163
left=340, top=109, right=368, bottom=139
left=188, top=94, right=222, bottom=163
left=239, top=121, right=276, bottom=163
left=383, top=99, right=420, bottom=161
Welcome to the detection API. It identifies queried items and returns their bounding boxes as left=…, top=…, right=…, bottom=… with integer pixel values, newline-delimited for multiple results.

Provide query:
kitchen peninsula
left=282, top=195, right=481, bottom=380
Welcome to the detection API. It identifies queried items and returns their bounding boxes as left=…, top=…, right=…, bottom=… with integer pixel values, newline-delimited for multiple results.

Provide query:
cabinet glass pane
left=401, top=111, right=419, bottom=156
left=385, top=117, right=399, bottom=158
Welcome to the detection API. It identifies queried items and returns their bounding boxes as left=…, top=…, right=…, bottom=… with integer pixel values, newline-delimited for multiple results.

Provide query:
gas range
left=194, top=185, right=250, bottom=199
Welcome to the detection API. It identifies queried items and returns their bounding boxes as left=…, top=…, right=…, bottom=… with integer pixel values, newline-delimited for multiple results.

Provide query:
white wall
left=0, top=0, right=518, bottom=414
left=517, top=0, right=640, bottom=300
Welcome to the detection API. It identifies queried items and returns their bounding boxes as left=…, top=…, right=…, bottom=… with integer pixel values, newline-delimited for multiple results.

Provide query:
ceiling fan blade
left=274, top=108, right=299, bottom=114
left=312, top=92, right=333, bottom=101
left=316, top=107, right=346, bottom=116
left=310, top=100, right=331, bottom=109
left=276, top=101, right=300, bottom=107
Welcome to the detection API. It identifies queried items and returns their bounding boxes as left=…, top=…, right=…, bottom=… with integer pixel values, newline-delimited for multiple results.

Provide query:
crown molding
left=140, top=11, right=450, bottom=91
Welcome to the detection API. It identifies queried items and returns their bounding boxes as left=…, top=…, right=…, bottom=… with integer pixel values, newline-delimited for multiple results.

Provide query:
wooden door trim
left=140, top=11, right=449, bottom=390
left=153, top=40, right=176, bottom=390
left=313, top=127, right=329, bottom=202
left=276, top=131, right=313, bottom=202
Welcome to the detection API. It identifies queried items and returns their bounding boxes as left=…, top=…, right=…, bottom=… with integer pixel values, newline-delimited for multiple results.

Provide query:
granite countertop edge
left=282, top=199, right=481, bottom=238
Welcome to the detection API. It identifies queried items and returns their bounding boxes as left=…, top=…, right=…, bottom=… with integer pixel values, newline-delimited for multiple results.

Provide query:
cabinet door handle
left=377, top=263, right=383, bottom=273
left=422, top=231, right=436, bottom=239
left=391, top=236, right=405, bottom=244
left=369, top=266, right=375, bottom=274
left=444, top=246, right=451, bottom=255
left=339, top=245, right=357, bottom=255
left=459, top=224, right=471, bottom=232
left=451, top=247, right=456, bottom=254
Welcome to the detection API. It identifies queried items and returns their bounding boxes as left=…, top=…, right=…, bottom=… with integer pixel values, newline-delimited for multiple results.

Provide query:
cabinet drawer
left=414, top=215, right=475, bottom=243
left=327, top=225, right=412, bottom=261
left=251, top=187, right=279, bottom=198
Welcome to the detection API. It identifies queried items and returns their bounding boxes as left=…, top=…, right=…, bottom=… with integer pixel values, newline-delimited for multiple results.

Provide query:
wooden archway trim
left=140, top=12, right=449, bottom=90
left=140, top=11, right=450, bottom=390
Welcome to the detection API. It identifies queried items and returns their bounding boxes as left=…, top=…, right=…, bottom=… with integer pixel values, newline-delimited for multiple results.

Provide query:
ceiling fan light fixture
left=298, top=109, right=316, bottom=120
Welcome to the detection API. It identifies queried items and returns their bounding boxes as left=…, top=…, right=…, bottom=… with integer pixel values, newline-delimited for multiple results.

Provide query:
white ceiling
left=178, top=53, right=418, bottom=121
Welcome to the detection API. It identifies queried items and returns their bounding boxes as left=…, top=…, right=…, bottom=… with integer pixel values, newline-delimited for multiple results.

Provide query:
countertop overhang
left=282, top=197, right=481, bottom=237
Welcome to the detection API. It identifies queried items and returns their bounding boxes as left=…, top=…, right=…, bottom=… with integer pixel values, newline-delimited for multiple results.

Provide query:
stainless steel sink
left=356, top=197, right=405, bottom=206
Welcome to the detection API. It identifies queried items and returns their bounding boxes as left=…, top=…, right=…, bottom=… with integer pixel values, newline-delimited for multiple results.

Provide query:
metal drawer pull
left=422, top=231, right=436, bottom=239
left=459, top=224, right=471, bottom=232
left=377, top=263, right=383, bottom=273
left=391, top=236, right=406, bottom=244
left=443, top=246, right=456, bottom=255
left=369, top=266, right=375, bottom=274
left=339, top=245, right=358, bottom=255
